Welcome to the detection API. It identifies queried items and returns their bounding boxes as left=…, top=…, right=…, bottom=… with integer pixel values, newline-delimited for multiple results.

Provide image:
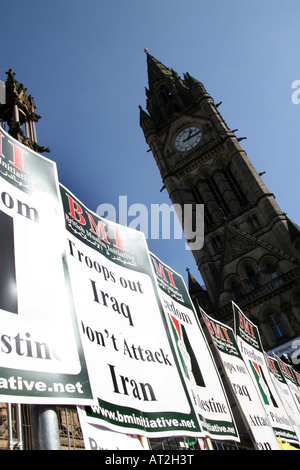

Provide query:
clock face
left=174, top=126, right=202, bottom=152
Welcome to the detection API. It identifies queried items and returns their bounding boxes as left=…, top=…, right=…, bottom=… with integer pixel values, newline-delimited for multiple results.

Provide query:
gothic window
left=268, top=313, right=286, bottom=340
left=232, top=282, right=243, bottom=300
left=224, top=168, right=248, bottom=206
left=191, top=186, right=213, bottom=226
left=211, top=235, right=222, bottom=252
left=159, top=88, right=172, bottom=104
left=245, top=265, right=261, bottom=290
left=158, top=88, right=180, bottom=114
left=266, top=263, right=279, bottom=280
left=190, top=169, right=248, bottom=228
left=203, top=168, right=248, bottom=221
left=207, top=177, right=230, bottom=216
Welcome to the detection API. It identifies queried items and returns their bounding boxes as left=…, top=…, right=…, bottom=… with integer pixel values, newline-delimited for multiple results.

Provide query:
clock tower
left=140, top=52, right=300, bottom=353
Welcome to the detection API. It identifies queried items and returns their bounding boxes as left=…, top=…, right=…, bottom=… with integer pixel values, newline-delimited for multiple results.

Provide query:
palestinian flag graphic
left=249, top=361, right=278, bottom=407
left=169, top=315, right=205, bottom=387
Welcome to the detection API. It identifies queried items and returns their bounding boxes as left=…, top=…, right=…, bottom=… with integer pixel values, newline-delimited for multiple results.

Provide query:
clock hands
left=182, top=129, right=201, bottom=142
left=175, top=126, right=202, bottom=152
left=182, top=129, right=193, bottom=142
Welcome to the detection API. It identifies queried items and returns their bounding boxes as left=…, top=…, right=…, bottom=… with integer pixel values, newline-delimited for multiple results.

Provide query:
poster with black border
left=233, top=301, right=299, bottom=445
left=201, top=309, right=280, bottom=450
left=77, top=406, right=145, bottom=450
left=266, top=354, right=300, bottom=442
left=60, top=184, right=201, bottom=437
left=0, top=127, right=92, bottom=404
left=149, top=252, right=239, bottom=442
left=294, top=369, right=300, bottom=397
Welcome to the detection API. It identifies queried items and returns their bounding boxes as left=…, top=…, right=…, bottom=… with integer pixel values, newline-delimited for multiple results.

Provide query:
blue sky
left=1, top=0, right=299, bottom=288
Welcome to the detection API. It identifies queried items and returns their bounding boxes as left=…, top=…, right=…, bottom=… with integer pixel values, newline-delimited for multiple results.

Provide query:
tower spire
left=142, top=53, right=208, bottom=131
left=145, top=52, right=173, bottom=91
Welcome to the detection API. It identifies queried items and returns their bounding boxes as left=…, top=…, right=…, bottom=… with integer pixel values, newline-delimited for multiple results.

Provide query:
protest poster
left=266, top=354, right=300, bottom=442
left=60, top=185, right=201, bottom=437
left=294, top=369, right=300, bottom=400
left=268, top=337, right=300, bottom=364
left=77, top=407, right=145, bottom=450
left=201, top=309, right=280, bottom=450
left=0, top=127, right=92, bottom=404
left=149, top=252, right=239, bottom=442
left=233, top=302, right=299, bottom=445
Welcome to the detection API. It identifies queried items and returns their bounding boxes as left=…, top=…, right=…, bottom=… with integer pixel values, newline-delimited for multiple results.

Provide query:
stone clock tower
left=140, top=52, right=300, bottom=352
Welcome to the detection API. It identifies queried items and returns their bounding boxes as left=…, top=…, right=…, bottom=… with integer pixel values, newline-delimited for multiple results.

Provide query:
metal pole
left=16, top=404, right=23, bottom=450
left=204, top=437, right=214, bottom=450
left=30, top=405, right=61, bottom=450
left=64, top=408, right=71, bottom=450
left=139, top=435, right=150, bottom=450
left=26, top=119, right=60, bottom=450
left=7, top=403, right=14, bottom=450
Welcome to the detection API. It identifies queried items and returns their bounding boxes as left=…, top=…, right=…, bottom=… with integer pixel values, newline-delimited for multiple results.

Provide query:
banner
left=201, top=310, right=280, bottom=450
left=233, top=302, right=299, bottom=445
left=0, top=127, right=92, bottom=404
left=266, top=354, right=300, bottom=442
left=77, top=407, right=145, bottom=450
left=267, top=336, right=300, bottom=364
left=150, top=252, right=239, bottom=442
left=60, top=185, right=201, bottom=437
left=294, top=369, right=300, bottom=395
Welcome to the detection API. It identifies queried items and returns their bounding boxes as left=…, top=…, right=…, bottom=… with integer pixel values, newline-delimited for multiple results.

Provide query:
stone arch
left=257, top=303, right=287, bottom=348
left=259, top=255, right=281, bottom=283
left=181, top=174, right=196, bottom=188
left=213, top=154, right=227, bottom=171
left=290, top=288, right=300, bottom=326
left=237, top=257, right=258, bottom=278
left=236, top=257, right=262, bottom=293
left=195, top=163, right=210, bottom=180
left=223, top=274, right=244, bottom=301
